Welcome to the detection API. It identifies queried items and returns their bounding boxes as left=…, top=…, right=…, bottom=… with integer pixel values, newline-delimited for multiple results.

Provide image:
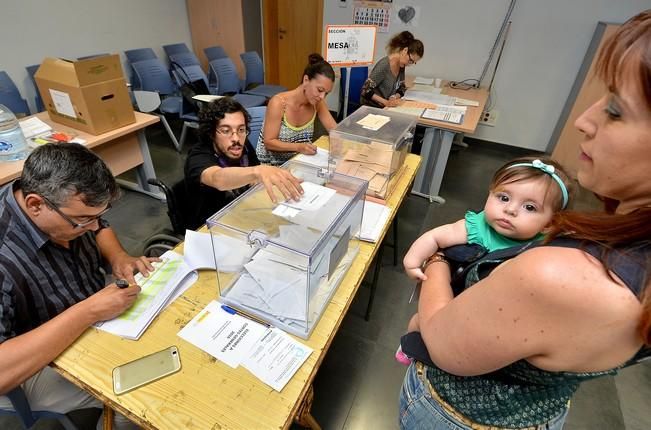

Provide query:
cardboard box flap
left=34, top=54, right=125, bottom=87
left=73, top=54, right=124, bottom=85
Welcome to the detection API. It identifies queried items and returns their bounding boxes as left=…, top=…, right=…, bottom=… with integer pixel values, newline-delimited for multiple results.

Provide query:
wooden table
left=51, top=148, right=421, bottom=430
left=1, top=112, right=163, bottom=199
left=401, top=81, right=489, bottom=203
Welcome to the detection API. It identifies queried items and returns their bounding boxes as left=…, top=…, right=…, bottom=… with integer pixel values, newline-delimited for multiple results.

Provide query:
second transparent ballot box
left=206, top=161, right=367, bottom=339
left=329, top=106, right=416, bottom=200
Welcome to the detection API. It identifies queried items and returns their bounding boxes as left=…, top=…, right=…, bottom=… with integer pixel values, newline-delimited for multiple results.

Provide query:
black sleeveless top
left=414, top=238, right=651, bottom=427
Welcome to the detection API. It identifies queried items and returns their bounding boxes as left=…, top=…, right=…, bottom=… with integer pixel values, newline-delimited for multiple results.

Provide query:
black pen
left=115, top=279, right=130, bottom=289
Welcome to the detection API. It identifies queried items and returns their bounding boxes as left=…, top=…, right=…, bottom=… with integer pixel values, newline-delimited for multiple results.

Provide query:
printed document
left=95, top=251, right=198, bottom=340
left=403, top=90, right=454, bottom=106
left=356, top=113, right=391, bottom=131
left=243, top=327, right=313, bottom=391
left=177, top=301, right=268, bottom=368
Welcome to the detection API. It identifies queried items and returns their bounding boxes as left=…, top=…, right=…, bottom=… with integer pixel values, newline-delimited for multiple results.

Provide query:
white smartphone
left=112, top=346, right=181, bottom=395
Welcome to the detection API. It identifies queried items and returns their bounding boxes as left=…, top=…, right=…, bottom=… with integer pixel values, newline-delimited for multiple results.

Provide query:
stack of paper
left=403, top=90, right=455, bottom=106
left=95, top=251, right=198, bottom=340
left=18, top=117, right=52, bottom=138
left=413, top=76, right=434, bottom=85
left=178, top=300, right=313, bottom=391
left=294, top=147, right=329, bottom=168
left=358, top=201, right=391, bottom=243
left=421, top=105, right=467, bottom=124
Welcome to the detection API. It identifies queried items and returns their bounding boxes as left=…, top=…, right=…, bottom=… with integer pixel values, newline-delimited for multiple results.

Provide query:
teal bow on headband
left=507, top=159, right=569, bottom=209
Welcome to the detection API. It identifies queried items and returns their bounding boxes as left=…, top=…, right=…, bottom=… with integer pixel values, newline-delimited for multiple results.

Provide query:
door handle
left=279, top=28, right=287, bottom=34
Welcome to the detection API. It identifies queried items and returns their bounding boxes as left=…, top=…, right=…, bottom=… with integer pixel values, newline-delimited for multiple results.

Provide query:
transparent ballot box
left=207, top=161, right=367, bottom=339
left=329, top=106, right=416, bottom=200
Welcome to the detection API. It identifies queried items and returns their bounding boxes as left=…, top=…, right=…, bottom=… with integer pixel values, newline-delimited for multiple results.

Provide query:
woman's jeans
left=399, top=362, right=569, bottom=430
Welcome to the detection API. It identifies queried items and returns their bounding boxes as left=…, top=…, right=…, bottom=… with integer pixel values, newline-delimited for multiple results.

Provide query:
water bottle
left=0, top=104, right=29, bottom=162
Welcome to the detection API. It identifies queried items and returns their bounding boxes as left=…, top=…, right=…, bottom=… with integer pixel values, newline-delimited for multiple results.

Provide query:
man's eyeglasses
left=216, top=127, right=249, bottom=138
left=41, top=195, right=111, bottom=229
left=407, top=53, right=417, bottom=65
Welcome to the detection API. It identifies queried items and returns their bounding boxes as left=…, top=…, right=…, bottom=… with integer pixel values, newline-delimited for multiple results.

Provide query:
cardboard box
left=34, top=55, right=135, bottom=135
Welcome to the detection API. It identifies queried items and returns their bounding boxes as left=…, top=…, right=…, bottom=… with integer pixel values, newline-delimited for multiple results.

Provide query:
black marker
left=115, top=279, right=130, bottom=289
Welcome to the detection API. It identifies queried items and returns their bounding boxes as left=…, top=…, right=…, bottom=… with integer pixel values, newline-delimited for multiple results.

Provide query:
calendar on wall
left=353, top=2, right=391, bottom=33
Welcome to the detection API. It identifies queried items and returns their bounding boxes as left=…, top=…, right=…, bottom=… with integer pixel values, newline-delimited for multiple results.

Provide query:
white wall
left=323, top=0, right=651, bottom=151
left=0, top=0, right=192, bottom=114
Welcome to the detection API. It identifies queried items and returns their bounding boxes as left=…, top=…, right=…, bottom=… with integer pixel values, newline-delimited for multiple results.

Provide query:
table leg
left=411, top=127, right=456, bottom=204
left=364, top=242, right=385, bottom=321
left=103, top=404, right=114, bottom=430
left=294, top=384, right=321, bottom=430
left=115, top=129, right=165, bottom=200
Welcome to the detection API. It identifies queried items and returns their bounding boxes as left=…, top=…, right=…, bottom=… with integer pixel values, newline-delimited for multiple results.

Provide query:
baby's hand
left=405, top=266, right=427, bottom=282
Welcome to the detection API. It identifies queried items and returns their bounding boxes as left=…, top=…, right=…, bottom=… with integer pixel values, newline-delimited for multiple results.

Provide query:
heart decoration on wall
left=397, top=6, right=416, bottom=24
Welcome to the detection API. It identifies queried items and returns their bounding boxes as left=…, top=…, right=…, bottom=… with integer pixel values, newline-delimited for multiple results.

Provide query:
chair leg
left=179, top=122, right=188, bottom=153
left=158, top=114, right=181, bottom=152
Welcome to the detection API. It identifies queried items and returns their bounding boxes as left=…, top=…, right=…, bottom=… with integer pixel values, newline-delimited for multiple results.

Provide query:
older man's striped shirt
left=0, top=181, right=105, bottom=343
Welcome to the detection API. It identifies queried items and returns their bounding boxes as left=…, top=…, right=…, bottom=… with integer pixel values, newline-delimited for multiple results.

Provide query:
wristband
left=422, top=253, right=449, bottom=271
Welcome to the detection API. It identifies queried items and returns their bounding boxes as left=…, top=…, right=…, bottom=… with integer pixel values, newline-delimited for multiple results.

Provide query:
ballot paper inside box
left=329, top=106, right=416, bottom=200
left=206, top=161, right=367, bottom=339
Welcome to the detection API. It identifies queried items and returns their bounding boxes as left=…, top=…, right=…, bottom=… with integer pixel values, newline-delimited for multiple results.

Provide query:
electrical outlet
left=480, top=109, right=499, bottom=127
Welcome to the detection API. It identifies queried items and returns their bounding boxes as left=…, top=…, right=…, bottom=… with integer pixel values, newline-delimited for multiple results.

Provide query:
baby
left=397, top=156, right=572, bottom=364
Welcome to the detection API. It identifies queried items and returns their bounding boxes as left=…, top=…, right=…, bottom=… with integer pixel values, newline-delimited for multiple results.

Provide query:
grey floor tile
left=342, top=343, right=407, bottom=430
left=615, top=361, right=651, bottom=430
left=564, top=376, right=625, bottom=429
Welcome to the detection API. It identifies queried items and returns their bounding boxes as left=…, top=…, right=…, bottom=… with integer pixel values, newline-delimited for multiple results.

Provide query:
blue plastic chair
left=124, top=48, right=158, bottom=89
left=77, top=53, right=109, bottom=60
left=124, top=48, right=157, bottom=64
left=339, top=66, right=369, bottom=119
left=240, top=51, right=286, bottom=98
left=169, top=52, right=201, bottom=68
left=131, top=59, right=180, bottom=113
left=25, top=65, right=44, bottom=112
left=162, top=43, right=190, bottom=57
left=0, top=386, right=79, bottom=429
left=203, top=45, right=228, bottom=61
left=0, top=71, right=30, bottom=116
left=246, top=106, right=266, bottom=149
left=208, top=58, right=266, bottom=108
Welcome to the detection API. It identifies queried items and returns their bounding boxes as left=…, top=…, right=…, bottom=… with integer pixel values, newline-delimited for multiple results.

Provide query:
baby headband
left=507, top=159, right=569, bottom=209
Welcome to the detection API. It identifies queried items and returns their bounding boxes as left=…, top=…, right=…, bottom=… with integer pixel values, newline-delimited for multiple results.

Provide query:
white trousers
left=0, top=367, right=138, bottom=430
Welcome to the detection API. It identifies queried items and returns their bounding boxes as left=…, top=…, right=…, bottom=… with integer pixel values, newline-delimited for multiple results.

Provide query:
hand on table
left=297, top=142, right=318, bottom=155
left=110, top=253, right=159, bottom=285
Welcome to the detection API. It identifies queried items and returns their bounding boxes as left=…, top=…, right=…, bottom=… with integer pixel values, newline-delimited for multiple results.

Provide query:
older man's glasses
left=216, top=127, right=249, bottom=138
left=41, top=195, right=111, bottom=229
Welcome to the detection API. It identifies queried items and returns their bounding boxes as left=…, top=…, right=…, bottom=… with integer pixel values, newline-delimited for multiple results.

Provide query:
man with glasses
left=185, top=97, right=304, bottom=228
left=0, top=142, right=153, bottom=429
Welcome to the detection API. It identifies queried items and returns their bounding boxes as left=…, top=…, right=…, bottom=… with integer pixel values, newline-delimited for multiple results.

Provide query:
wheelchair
left=142, top=178, right=195, bottom=257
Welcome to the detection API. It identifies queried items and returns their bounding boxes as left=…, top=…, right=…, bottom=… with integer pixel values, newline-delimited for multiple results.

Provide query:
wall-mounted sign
left=324, top=25, right=377, bottom=66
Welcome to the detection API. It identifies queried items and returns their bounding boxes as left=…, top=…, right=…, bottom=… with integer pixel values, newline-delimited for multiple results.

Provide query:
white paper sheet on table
left=411, top=84, right=442, bottom=94
left=358, top=201, right=391, bottom=243
left=243, top=327, right=313, bottom=392
left=177, top=300, right=268, bottom=368
left=294, top=147, right=329, bottom=168
left=18, top=117, right=52, bottom=138
left=356, top=113, right=391, bottom=131
left=403, top=90, right=454, bottom=106
left=95, top=250, right=198, bottom=340
left=413, top=76, right=434, bottom=85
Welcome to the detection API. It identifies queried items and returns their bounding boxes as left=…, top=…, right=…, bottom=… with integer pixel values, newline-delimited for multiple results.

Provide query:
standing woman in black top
left=360, top=31, right=424, bottom=108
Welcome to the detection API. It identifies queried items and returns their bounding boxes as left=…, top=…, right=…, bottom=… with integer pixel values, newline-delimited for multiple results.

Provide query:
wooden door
left=186, top=0, right=246, bottom=74
left=263, top=0, right=323, bottom=89
left=549, top=23, right=620, bottom=178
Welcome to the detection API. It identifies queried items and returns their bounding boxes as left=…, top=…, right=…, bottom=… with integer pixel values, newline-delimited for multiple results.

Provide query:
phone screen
left=113, top=346, right=181, bottom=395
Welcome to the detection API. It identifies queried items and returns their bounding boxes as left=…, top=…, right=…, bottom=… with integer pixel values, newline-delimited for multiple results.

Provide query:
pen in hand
left=115, top=279, right=130, bottom=289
